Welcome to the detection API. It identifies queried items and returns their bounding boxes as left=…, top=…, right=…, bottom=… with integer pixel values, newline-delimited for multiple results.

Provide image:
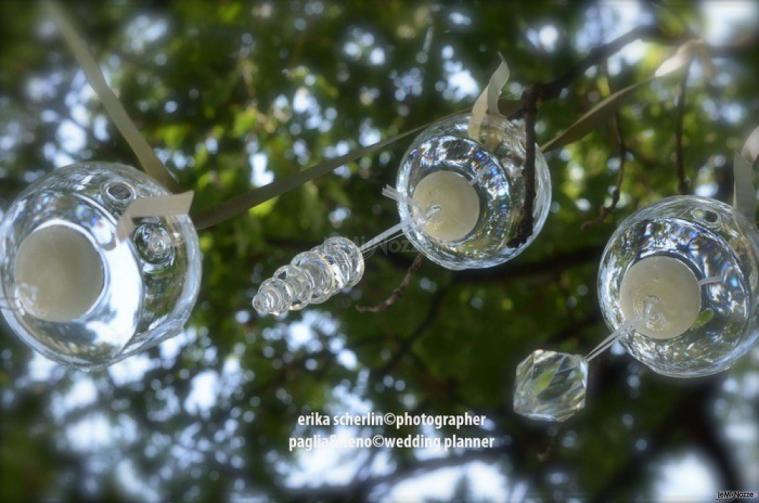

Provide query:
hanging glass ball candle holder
left=252, top=112, right=555, bottom=316
left=513, top=193, right=759, bottom=422
left=393, top=112, right=552, bottom=270
left=598, top=195, right=759, bottom=377
left=0, top=162, right=202, bottom=370
left=254, top=58, right=552, bottom=316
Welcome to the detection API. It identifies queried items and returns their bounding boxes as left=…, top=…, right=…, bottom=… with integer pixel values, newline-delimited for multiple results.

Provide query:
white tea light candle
left=619, top=255, right=701, bottom=340
left=411, top=170, right=480, bottom=242
left=598, top=196, right=759, bottom=377
left=14, top=225, right=104, bottom=323
left=395, top=113, right=552, bottom=270
left=0, top=163, right=201, bottom=369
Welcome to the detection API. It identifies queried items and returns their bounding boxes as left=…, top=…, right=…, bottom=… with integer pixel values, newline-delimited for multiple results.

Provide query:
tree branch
left=453, top=244, right=603, bottom=284
left=589, top=381, right=734, bottom=502
left=356, top=254, right=425, bottom=313
left=508, top=88, right=538, bottom=248
left=530, top=25, right=754, bottom=104
left=583, top=111, right=628, bottom=228
left=285, top=445, right=509, bottom=501
left=533, top=25, right=666, bottom=102
left=371, top=285, right=448, bottom=379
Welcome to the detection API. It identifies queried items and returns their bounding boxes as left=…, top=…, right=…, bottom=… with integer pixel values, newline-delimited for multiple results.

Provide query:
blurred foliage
left=0, top=0, right=758, bottom=501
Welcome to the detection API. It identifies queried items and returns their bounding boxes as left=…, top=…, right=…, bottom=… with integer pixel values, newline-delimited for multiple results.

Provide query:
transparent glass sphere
left=395, top=113, right=551, bottom=270
left=598, top=196, right=759, bottom=377
left=0, top=162, right=202, bottom=370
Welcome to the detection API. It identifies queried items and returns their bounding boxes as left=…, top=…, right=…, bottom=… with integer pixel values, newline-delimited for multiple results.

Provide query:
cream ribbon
left=116, top=191, right=195, bottom=241
left=468, top=56, right=510, bottom=141
left=655, top=38, right=715, bottom=79
left=44, top=1, right=196, bottom=240
left=733, top=126, right=759, bottom=220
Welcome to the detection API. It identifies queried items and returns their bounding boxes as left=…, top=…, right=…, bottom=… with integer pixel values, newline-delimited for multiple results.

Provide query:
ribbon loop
left=116, top=192, right=195, bottom=241
left=468, top=56, right=510, bottom=141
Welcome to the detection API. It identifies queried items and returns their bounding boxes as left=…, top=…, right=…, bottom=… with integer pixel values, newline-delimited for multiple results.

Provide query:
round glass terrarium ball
left=394, top=113, right=551, bottom=270
left=598, top=196, right=759, bottom=378
left=0, top=162, right=202, bottom=370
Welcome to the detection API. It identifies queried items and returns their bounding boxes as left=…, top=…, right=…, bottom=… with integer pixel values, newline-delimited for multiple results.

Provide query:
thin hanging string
left=381, top=185, right=442, bottom=224
left=585, top=292, right=673, bottom=362
left=382, top=185, right=427, bottom=220
left=585, top=330, right=619, bottom=362
left=381, top=185, right=408, bottom=205
left=43, top=1, right=177, bottom=191
left=468, top=55, right=510, bottom=141
left=585, top=319, right=637, bottom=362
left=586, top=299, right=661, bottom=362
left=359, top=222, right=405, bottom=255
left=359, top=187, right=411, bottom=255
left=359, top=185, right=441, bottom=256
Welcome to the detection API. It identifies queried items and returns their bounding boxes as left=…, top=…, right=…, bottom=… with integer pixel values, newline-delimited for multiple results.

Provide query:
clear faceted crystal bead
left=513, top=350, right=588, bottom=422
